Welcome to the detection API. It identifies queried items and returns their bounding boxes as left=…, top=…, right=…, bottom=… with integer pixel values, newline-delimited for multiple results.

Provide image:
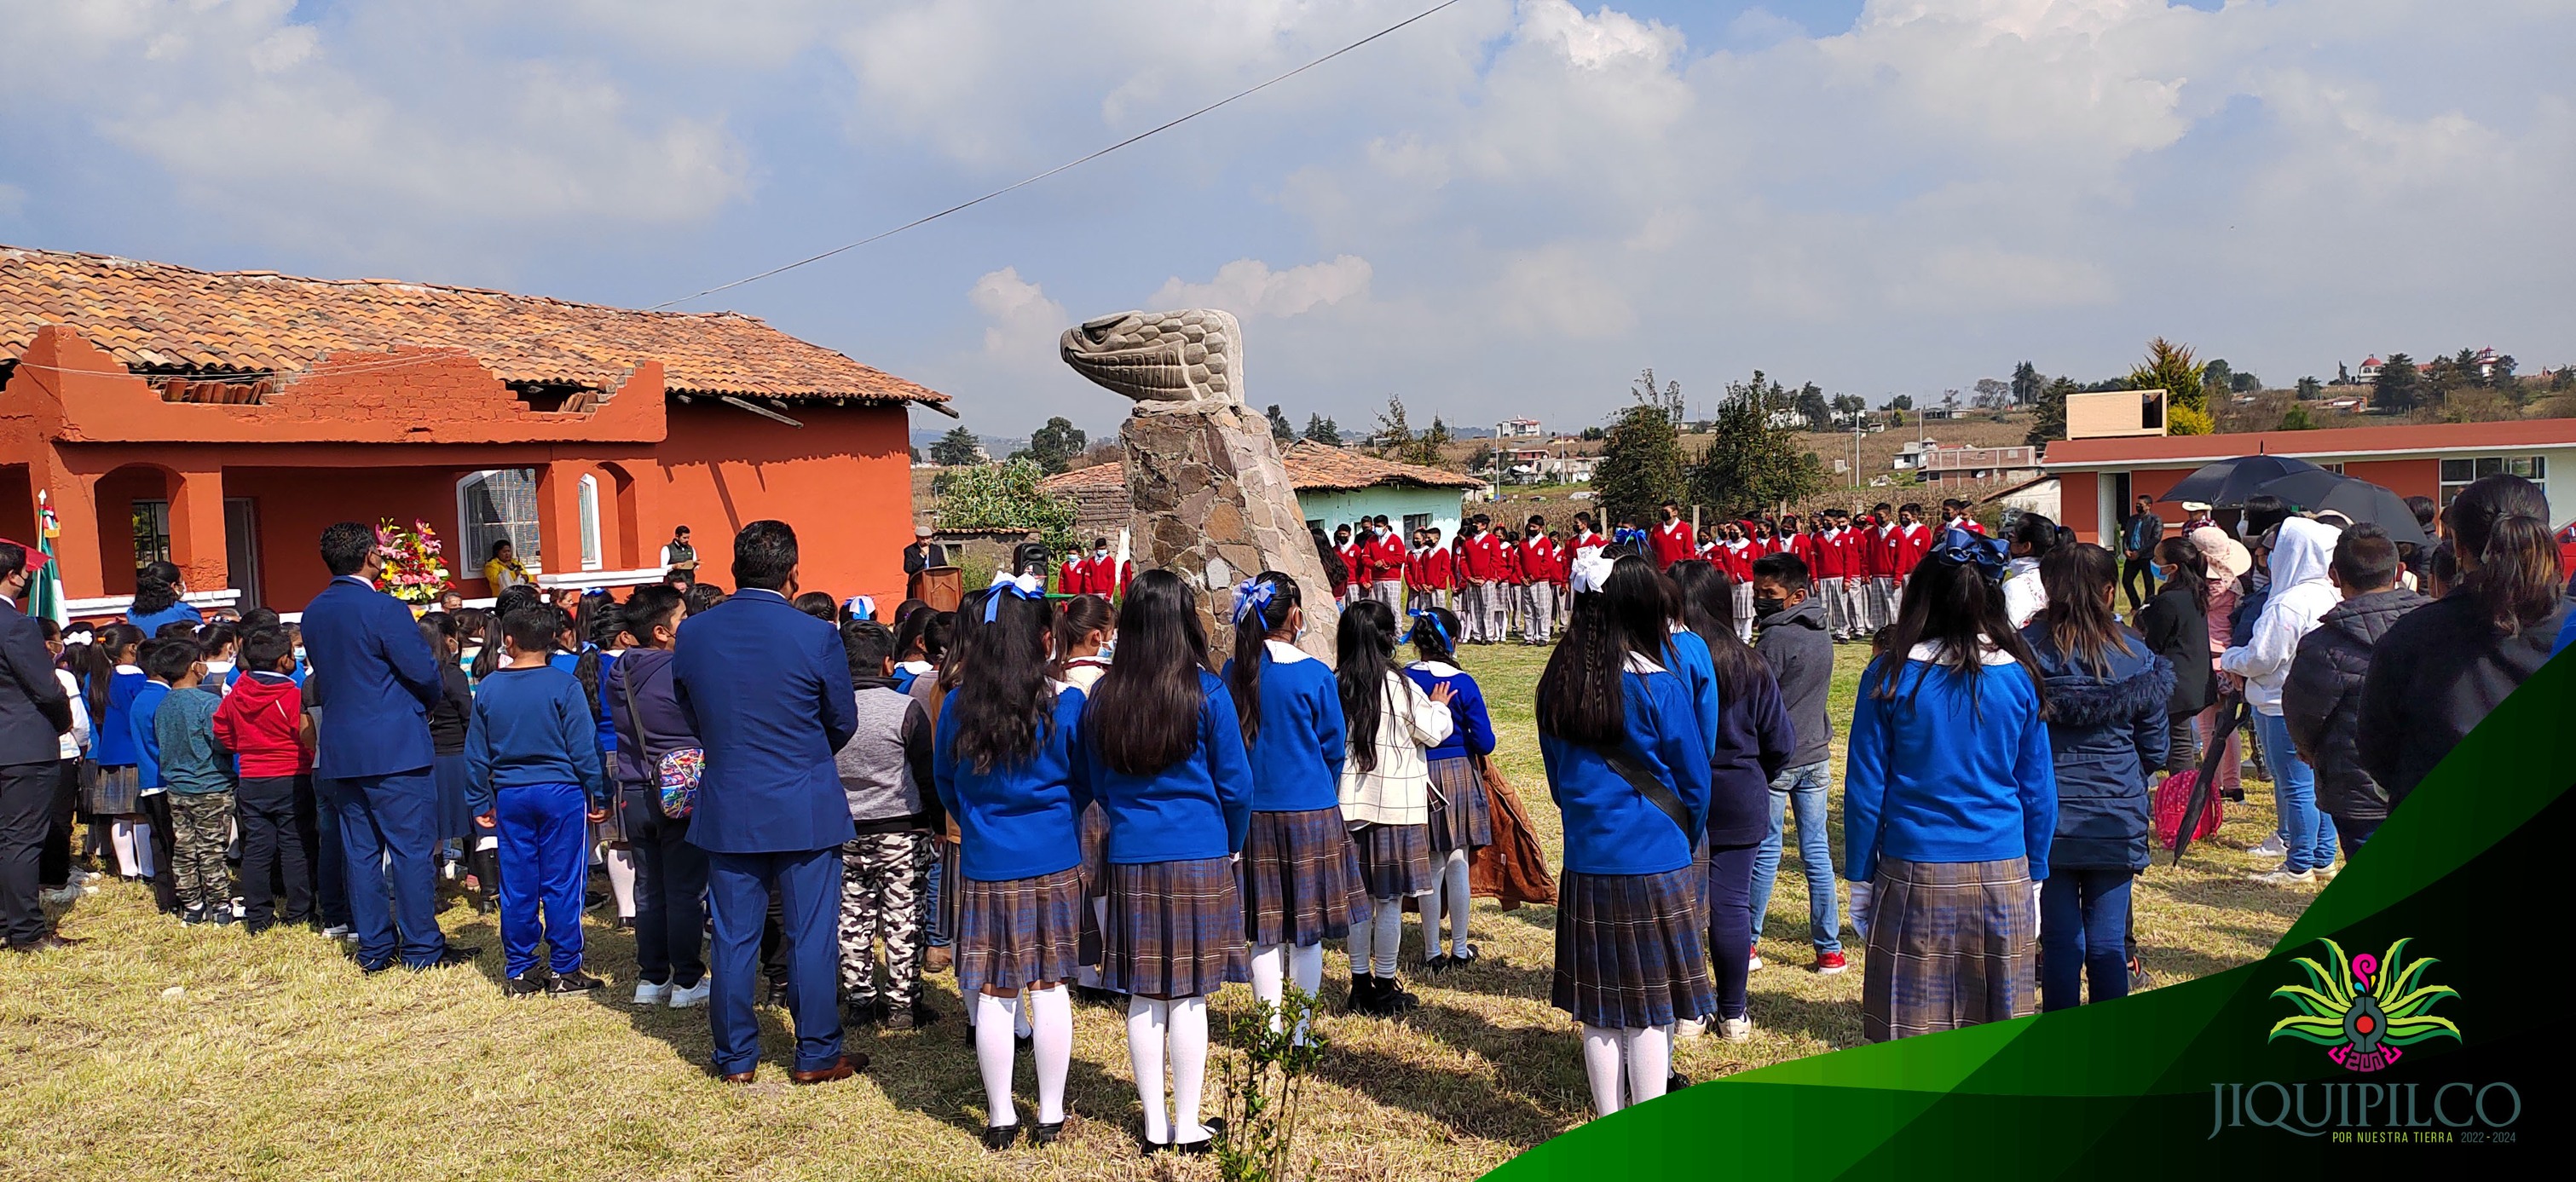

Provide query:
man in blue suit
left=675, top=521, right=863, bottom=1084
left=302, top=522, right=476, bottom=972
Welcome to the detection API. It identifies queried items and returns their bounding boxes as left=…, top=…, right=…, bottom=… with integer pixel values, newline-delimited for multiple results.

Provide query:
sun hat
left=2190, top=526, right=2251, bottom=582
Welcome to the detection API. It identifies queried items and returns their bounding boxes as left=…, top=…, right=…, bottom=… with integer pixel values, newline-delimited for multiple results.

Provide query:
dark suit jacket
left=0, top=597, right=71, bottom=766
left=673, top=588, right=858, bottom=854
left=301, top=575, right=443, bottom=778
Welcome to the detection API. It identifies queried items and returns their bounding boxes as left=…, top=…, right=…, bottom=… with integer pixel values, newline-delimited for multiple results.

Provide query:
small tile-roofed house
left=0, top=245, right=948, bottom=616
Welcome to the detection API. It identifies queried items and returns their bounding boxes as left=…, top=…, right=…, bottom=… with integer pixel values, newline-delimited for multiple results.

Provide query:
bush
left=932, top=459, right=1079, bottom=553
left=2167, top=403, right=2215, bottom=436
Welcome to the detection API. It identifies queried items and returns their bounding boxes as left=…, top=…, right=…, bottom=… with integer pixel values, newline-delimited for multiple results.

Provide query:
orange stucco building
left=0, top=245, right=946, bottom=619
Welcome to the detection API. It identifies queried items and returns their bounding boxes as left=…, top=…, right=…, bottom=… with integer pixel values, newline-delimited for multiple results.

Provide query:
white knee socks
left=604, top=845, right=637, bottom=920
left=1289, top=942, right=1324, bottom=1044
left=1169, top=996, right=1210, bottom=1145
left=1126, top=996, right=1170, bottom=1145
left=130, top=821, right=155, bottom=877
left=1367, top=899, right=1401, bottom=977
left=1581, top=1025, right=1626, bottom=1116
left=1419, top=878, right=1445, bottom=960
left=1623, top=1024, right=1672, bottom=1107
left=1580, top=1023, right=1675, bottom=1119
left=1250, top=943, right=1287, bottom=1029
left=1442, top=850, right=1472, bottom=956
left=111, top=819, right=140, bottom=877
left=975, top=991, right=1021, bottom=1127
left=1027, top=986, right=1071, bottom=1125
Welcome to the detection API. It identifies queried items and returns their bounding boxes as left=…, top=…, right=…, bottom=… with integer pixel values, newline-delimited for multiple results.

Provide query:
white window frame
left=456, top=469, right=543, bottom=578
left=2437, top=455, right=2546, bottom=507
left=576, top=474, right=603, bottom=571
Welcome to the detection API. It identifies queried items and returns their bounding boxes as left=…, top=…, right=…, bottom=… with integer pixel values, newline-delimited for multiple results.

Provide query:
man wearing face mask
left=1371, top=516, right=1408, bottom=610
left=1517, top=516, right=1559, bottom=644
left=1649, top=501, right=1695, bottom=571
left=1747, top=552, right=1843, bottom=974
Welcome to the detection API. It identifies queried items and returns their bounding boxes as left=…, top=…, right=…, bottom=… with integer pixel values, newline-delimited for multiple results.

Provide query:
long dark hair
left=1406, top=605, right=1461, bottom=662
left=1227, top=573, right=1299, bottom=747
left=419, top=614, right=459, bottom=666
left=72, top=631, right=120, bottom=718
left=1336, top=598, right=1401, bottom=774
left=130, top=560, right=184, bottom=616
left=948, top=586, right=1060, bottom=774
left=2444, top=474, right=2564, bottom=636
left=2152, top=536, right=2209, bottom=614
left=1872, top=551, right=2042, bottom=712
left=1050, top=593, right=1114, bottom=678
left=1666, top=559, right=1768, bottom=706
left=2036, top=544, right=2138, bottom=677
left=1537, top=556, right=1666, bottom=747
left=2008, top=513, right=2060, bottom=560
left=1086, top=569, right=1211, bottom=776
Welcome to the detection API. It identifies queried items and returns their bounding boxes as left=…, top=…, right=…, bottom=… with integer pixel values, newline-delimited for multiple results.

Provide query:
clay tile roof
left=0, top=244, right=945, bottom=406
left=1043, top=441, right=1481, bottom=499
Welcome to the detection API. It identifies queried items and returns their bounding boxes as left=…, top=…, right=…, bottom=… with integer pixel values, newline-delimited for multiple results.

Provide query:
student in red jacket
left=1057, top=550, right=1089, bottom=597
left=1418, top=528, right=1456, bottom=612
left=1516, top=516, right=1560, bottom=644
left=1459, top=517, right=1507, bottom=643
left=1811, top=514, right=1854, bottom=642
left=1570, top=513, right=1607, bottom=562
left=1369, top=516, right=1409, bottom=610
left=1335, top=524, right=1369, bottom=607
left=1648, top=501, right=1695, bottom=570
left=1890, top=504, right=1932, bottom=610
left=211, top=628, right=315, bottom=932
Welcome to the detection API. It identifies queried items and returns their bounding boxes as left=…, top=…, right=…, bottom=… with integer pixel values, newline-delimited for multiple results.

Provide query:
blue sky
left=3, top=1, right=2567, bottom=440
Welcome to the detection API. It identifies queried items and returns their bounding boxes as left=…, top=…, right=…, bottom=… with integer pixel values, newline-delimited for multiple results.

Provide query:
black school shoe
left=982, top=1115, right=1021, bottom=1151
left=843, top=998, right=887, bottom=1028
left=504, top=971, right=552, bottom=997
left=181, top=907, right=208, bottom=925
left=546, top=970, right=605, bottom=995
left=1030, top=1121, right=1065, bottom=1147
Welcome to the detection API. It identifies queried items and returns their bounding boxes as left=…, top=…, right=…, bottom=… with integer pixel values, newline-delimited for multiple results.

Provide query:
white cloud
left=969, top=266, right=1070, bottom=366
left=1148, top=256, right=1372, bottom=319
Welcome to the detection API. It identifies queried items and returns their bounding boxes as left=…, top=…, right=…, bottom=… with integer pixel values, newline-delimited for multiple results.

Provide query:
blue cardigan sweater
left=1661, top=629, right=1722, bottom=761
left=465, top=665, right=611, bottom=815
left=1402, top=660, right=1494, bottom=762
left=1539, top=664, right=1712, bottom=876
left=1845, top=646, right=2058, bottom=883
left=130, top=679, right=172, bottom=790
left=1220, top=643, right=1346, bottom=813
left=94, top=666, right=148, bottom=767
left=933, top=686, right=1093, bottom=881
left=1084, top=671, right=1256, bottom=863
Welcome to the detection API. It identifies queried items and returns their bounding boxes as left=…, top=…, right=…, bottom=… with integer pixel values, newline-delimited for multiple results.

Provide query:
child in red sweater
left=211, top=629, right=315, bottom=933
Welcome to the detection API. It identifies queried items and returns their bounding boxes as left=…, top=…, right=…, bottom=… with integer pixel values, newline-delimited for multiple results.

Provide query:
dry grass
left=0, top=643, right=2314, bottom=1180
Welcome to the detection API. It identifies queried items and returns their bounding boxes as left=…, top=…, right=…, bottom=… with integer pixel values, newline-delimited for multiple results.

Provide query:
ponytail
left=1227, top=574, right=1299, bottom=747
left=2443, top=475, right=2564, bottom=636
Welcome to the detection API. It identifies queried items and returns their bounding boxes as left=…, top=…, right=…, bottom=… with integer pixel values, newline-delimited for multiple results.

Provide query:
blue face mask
left=2148, top=562, right=2165, bottom=583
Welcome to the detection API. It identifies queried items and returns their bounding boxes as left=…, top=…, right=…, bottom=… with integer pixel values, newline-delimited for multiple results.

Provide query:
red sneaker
left=1814, top=951, right=1848, bottom=975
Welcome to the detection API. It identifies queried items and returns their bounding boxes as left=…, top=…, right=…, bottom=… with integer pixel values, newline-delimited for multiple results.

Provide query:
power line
left=644, top=0, right=1470, bottom=310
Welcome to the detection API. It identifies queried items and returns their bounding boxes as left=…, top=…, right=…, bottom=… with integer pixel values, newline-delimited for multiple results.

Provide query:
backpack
left=616, top=660, right=703, bottom=820
left=2153, top=769, right=2223, bottom=849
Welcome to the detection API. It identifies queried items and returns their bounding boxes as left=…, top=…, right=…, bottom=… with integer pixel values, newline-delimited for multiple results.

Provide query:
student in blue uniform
left=468, top=608, right=610, bottom=995
left=1845, top=529, right=2057, bottom=1042
left=1221, top=573, right=1365, bottom=1041
left=1401, top=605, right=1494, bottom=972
left=933, top=577, right=1091, bottom=1150
left=83, top=625, right=149, bottom=884
left=1539, top=554, right=1713, bottom=1119
left=1081, top=570, right=1254, bottom=1156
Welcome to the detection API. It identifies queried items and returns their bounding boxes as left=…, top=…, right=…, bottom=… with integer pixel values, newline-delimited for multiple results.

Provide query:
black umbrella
left=2170, top=695, right=2249, bottom=867
left=2155, top=454, right=2326, bottom=509
left=2252, top=470, right=2431, bottom=547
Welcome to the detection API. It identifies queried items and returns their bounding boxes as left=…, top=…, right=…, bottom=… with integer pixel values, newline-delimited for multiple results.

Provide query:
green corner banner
left=1489, top=652, right=2568, bottom=1177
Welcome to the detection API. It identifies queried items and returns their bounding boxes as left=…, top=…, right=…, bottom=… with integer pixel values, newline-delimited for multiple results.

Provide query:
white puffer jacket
left=1337, top=672, right=1453, bottom=826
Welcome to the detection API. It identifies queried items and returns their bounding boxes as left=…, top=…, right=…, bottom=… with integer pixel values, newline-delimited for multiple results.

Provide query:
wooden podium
left=909, top=565, right=963, bottom=614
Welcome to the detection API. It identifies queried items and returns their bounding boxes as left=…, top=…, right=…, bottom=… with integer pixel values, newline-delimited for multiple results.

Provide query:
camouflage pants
left=168, top=791, right=236, bottom=913
left=839, top=832, right=933, bottom=1007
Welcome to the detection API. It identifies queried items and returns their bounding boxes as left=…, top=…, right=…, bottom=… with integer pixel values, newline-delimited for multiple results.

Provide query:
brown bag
left=1468, top=756, right=1557, bottom=909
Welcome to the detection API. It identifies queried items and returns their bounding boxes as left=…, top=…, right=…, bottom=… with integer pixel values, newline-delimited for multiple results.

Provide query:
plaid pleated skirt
left=1348, top=820, right=1434, bottom=899
left=1551, top=866, right=1717, bottom=1029
left=1100, top=857, right=1248, bottom=998
left=1424, top=756, right=1493, bottom=855
left=1861, top=856, right=2039, bottom=1042
left=1241, top=808, right=1369, bottom=948
left=1078, top=802, right=1111, bottom=899
left=84, top=763, right=140, bottom=816
left=956, top=866, right=1091, bottom=999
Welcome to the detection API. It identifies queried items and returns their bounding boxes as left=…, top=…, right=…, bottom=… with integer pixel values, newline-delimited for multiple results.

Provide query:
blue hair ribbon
left=1927, top=527, right=2008, bottom=583
left=984, top=573, right=1043, bottom=622
left=1231, top=577, right=1279, bottom=626
left=1407, top=606, right=1451, bottom=650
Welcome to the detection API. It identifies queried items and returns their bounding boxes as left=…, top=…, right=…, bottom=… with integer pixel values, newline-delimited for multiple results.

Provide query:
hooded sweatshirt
left=212, top=670, right=309, bottom=778
left=2221, top=517, right=2342, bottom=715
left=2281, top=587, right=2429, bottom=823
left=1753, top=593, right=1833, bottom=768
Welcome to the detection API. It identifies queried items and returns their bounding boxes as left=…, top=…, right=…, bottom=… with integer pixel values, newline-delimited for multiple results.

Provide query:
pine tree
left=2372, top=354, right=2423, bottom=413
left=1591, top=401, right=1684, bottom=529
left=931, top=424, right=983, bottom=466
left=1012, top=416, right=1087, bottom=474
left=1302, top=414, right=1342, bottom=446
left=1686, top=371, right=1827, bottom=519
left=2025, top=377, right=2074, bottom=448
left=2130, top=337, right=2208, bottom=433
left=1265, top=404, right=1295, bottom=445
left=1373, top=395, right=1415, bottom=460
left=2010, top=361, right=2043, bottom=406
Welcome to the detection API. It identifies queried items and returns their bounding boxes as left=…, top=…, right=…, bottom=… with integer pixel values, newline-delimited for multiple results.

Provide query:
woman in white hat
left=2188, top=528, right=2253, bottom=799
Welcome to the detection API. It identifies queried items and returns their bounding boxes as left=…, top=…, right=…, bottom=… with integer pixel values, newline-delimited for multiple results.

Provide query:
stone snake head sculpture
left=1060, top=308, right=1242, bottom=410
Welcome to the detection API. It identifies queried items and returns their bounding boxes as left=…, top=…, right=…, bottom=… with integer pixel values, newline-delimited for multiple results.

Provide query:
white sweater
left=1337, top=672, right=1454, bottom=826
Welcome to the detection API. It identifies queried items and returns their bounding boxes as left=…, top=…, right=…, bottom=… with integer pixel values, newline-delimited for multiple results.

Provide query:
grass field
left=0, top=643, right=2318, bottom=1181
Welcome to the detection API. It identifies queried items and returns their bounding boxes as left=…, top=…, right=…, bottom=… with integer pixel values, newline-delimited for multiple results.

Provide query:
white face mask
left=292, top=646, right=306, bottom=665
left=1094, top=549, right=1108, bottom=559
left=203, top=659, right=234, bottom=675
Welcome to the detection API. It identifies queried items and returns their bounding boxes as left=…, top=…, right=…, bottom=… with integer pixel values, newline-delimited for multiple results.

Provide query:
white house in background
left=2359, top=355, right=2384, bottom=382
left=1496, top=417, right=1545, bottom=438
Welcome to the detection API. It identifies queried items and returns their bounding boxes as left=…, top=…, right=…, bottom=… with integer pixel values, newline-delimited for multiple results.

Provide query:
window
left=456, top=470, right=541, bottom=575
left=131, top=499, right=171, bottom=568
left=576, top=474, right=603, bottom=571
left=1403, top=512, right=1432, bottom=536
left=2438, top=455, right=2546, bottom=506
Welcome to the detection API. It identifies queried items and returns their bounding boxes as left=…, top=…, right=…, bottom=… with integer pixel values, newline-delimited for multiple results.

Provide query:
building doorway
left=225, top=498, right=263, bottom=610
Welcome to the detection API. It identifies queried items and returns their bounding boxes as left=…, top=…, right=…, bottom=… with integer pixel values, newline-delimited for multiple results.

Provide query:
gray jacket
left=1754, top=594, right=1834, bottom=768
left=836, top=678, right=937, bottom=833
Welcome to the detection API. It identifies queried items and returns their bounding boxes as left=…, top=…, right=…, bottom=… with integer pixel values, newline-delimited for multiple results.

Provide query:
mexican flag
left=32, top=490, right=67, bottom=626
